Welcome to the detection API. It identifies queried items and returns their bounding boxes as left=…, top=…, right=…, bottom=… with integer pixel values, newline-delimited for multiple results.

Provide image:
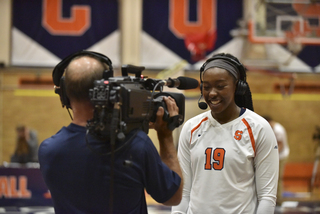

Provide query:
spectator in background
left=11, top=125, right=39, bottom=163
left=263, top=115, right=290, bottom=206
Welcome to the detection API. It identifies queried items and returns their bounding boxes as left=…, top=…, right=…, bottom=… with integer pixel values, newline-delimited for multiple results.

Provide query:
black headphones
left=199, top=54, right=248, bottom=96
left=52, top=50, right=113, bottom=109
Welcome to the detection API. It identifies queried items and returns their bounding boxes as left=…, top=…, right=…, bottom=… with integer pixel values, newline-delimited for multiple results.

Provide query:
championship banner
left=141, top=0, right=243, bottom=69
left=11, top=1, right=320, bottom=71
left=11, top=0, right=119, bottom=67
left=11, top=0, right=242, bottom=69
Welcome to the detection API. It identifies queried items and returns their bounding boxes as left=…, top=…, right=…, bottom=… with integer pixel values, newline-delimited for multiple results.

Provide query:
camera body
left=86, top=65, right=185, bottom=140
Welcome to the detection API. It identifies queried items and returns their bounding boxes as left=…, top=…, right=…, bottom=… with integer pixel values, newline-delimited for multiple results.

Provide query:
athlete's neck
left=211, top=105, right=241, bottom=124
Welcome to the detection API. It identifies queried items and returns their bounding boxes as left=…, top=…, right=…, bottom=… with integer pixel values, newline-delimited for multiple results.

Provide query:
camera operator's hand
left=151, top=96, right=183, bottom=206
left=150, top=96, right=179, bottom=134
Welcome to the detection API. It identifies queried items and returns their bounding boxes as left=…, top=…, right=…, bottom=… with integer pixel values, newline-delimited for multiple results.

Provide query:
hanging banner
left=11, top=0, right=119, bottom=67
left=141, top=0, right=243, bottom=68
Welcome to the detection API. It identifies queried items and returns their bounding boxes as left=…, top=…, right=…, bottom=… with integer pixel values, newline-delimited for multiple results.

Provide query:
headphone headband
left=52, top=50, right=113, bottom=86
left=52, top=50, right=113, bottom=109
left=200, top=54, right=246, bottom=82
left=199, top=54, right=248, bottom=96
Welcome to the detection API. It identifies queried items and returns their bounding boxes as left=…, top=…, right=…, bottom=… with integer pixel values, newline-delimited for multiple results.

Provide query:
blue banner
left=12, top=0, right=119, bottom=67
left=142, top=0, right=242, bottom=64
left=0, top=167, right=52, bottom=206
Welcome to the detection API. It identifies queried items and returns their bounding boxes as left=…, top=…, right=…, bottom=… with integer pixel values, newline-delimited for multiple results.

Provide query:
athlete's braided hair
left=224, top=53, right=254, bottom=111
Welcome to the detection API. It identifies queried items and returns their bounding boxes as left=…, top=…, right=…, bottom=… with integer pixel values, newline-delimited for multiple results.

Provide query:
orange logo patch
left=234, top=130, right=243, bottom=140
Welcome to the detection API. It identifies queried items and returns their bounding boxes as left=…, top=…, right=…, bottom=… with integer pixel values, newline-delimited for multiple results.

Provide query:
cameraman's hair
left=64, top=54, right=109, bottom=102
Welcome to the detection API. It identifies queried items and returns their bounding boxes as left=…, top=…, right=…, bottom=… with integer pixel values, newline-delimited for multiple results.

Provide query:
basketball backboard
left=248, top=0, right=320, bottom=52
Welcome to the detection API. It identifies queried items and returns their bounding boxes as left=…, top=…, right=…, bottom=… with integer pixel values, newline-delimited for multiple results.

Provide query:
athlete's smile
left=209, top=99, right=221, bottom=105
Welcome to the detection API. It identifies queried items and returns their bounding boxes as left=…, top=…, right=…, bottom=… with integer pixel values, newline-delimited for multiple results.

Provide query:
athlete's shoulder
left=179, top=111, right=211, bottom=140
left=241, top=109, right=270, bottom=128
left=241, top=109, right=277, bottom=146
left=184, top=110, right=211, bottom=126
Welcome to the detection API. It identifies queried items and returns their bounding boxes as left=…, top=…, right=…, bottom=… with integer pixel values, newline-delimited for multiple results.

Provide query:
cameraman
left=38, top=53, right=183, bottom=213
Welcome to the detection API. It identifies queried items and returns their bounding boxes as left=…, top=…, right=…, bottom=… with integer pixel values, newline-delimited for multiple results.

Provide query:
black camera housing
left=86, top=65, right=185, bottom=140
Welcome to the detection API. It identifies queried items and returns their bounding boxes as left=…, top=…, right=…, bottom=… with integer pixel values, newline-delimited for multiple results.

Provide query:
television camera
left=86, top=64, right=199, bottom=141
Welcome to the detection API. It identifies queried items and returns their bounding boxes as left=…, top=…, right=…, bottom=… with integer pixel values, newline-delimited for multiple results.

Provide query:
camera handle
left=167, top=115, right=184, bottom=131
left=152, top=96, right=183, bottom=131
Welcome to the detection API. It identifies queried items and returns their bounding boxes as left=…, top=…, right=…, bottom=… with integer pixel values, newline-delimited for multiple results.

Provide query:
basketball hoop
left=286, top=32, right=303, bottom=55
left=282, top=31, right=304, bottom=66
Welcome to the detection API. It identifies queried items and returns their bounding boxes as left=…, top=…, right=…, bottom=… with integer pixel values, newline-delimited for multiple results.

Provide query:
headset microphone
left=198, top=95, right=208, bottom=110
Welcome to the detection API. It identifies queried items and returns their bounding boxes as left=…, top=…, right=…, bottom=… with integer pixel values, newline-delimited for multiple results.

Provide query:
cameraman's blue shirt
left=38, top=123, right=181, bottom=214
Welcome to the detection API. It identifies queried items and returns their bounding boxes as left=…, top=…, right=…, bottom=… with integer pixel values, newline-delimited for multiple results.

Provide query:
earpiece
left=199, top=54, right=248, bottom=96
left=52, top=50, right=113, bottom=109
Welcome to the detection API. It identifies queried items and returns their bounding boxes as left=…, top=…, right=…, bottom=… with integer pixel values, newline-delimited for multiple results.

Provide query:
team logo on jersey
left=234, top=130, right=243, bottom=141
